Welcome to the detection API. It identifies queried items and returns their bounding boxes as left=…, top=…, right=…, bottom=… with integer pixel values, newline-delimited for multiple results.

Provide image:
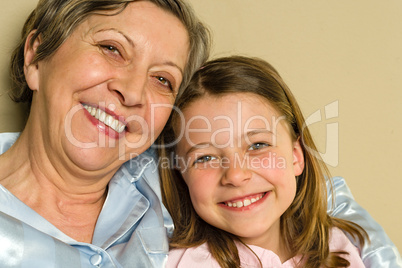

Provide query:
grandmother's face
left=25, top=1, right=189, bottom=171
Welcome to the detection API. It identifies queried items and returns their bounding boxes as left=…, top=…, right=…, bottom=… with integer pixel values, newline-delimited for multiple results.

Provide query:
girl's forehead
left=175, top=92, right=294, bottom=153
left=182, top=92, right=279, bottom=117
left=178, top=93, right=288, bottom=136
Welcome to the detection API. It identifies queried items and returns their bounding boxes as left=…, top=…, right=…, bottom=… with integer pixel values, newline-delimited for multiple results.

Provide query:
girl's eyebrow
left=246, top=129, right=274, bottom=138
left=185, top=142, right=212, bottom=157
left=183, top=130, right=274, bottom=156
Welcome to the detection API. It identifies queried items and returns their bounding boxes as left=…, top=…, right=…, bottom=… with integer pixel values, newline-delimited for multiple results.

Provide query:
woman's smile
left=82, top=104, right=126, bottom=137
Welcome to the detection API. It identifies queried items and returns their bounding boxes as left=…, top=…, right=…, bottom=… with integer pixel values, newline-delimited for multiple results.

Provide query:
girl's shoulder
left=167, top=243, right=219, bottom=268
left=329, top=227, right=366, bottom=267
left=329, top=227, right=358, bottom=250
left=167, top=229, right=365, bottom=268
left=167, top=242, right=298, bottom=267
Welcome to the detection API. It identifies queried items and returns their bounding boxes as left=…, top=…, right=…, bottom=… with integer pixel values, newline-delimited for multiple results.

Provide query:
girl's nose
left=221, top=158, right=252, bottom=187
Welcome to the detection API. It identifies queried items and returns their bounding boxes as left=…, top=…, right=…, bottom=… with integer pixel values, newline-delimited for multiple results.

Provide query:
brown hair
left=9, top=0, right=211, bottom=106
left=158, top=56, right=368, bottom=268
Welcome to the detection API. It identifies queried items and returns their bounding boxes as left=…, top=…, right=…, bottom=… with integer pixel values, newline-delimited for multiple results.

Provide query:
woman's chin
left=62, top=140, right=151, bottom=173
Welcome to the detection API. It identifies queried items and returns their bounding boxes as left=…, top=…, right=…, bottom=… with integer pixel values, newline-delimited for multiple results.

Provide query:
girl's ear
left=24, top=31, right=41, bottom=91
left=292, top=138, right=305, bottom=176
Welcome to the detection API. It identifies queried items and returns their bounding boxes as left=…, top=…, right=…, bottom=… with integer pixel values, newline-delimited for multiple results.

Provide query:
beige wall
left=186, top=0, right=402, bottom=252
left=1, top=0, right=401, bottom=251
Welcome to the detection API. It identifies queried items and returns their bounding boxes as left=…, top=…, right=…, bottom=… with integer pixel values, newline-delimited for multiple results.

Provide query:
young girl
left=158, top=56, right=367, bottom=267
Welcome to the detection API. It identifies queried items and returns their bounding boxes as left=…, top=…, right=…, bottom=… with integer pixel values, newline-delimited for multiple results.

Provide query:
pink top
left=167, top=228, right=365, bottom=267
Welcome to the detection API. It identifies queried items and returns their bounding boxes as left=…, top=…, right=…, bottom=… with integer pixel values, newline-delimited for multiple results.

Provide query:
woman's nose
left=221, top=158, right=252, bottom=187
left=108, top=69, right=147, bottom=107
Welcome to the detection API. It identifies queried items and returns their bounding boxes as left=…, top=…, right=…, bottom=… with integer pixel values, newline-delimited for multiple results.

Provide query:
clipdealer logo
left=64, top=100, right=340, bottom=166
left=302, top=100, right=339, bottom=167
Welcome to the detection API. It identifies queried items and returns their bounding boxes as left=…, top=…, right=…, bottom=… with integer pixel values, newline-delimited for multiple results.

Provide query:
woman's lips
left=83, top=104, right=126, bottom=134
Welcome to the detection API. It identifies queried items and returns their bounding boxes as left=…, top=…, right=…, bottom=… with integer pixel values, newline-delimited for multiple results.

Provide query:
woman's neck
left=0, top=129, right=110, bottom=243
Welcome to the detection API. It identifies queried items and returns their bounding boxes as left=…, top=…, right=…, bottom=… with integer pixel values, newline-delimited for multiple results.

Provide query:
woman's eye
left=194, top=155, right=216, bottom=164
left=156, top=76, right=172, bottom=90
left=248, top=143, right=269, bottom=151
left=100, top=45, right=121, bottom=56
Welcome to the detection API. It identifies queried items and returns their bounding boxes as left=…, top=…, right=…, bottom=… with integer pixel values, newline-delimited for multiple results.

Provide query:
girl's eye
left=194, top=155, right=217, bottom=164
left=156, top=76, right=173, bottom=90
left=248, top=143, right=269, bottom=151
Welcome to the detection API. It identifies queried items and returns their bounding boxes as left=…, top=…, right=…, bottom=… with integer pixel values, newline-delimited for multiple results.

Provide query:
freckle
left=108, top=103, right=116, bottom=111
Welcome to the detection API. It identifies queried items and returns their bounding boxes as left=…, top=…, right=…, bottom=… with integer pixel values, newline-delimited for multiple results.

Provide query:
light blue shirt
left=0, top=132, right=173, bottom=267
left=329, top=177, right=402, bottom=267
left=0, top=132, right=400, bottom=267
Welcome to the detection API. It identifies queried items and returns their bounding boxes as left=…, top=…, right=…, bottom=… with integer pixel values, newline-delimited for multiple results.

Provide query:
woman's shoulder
left=0, top=132, right=20, bottom=154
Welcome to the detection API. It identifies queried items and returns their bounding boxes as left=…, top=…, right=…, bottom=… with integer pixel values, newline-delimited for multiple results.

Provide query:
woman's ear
left=292, top=138, right=305, bottom=176
left=24, top=31, right=41, bottom=91
left=173, top=154, right=185, bottom=172
left=173, top=155, right=180, bottom=170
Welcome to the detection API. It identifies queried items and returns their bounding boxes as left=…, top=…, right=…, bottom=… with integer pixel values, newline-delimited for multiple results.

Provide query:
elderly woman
left=0, top=0, right=209, bottom=267
left=0, top=0, right=400, bottom=268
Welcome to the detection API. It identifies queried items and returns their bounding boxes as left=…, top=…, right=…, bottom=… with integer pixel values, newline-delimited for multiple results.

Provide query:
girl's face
left=175, top=93, right=304, bottom=250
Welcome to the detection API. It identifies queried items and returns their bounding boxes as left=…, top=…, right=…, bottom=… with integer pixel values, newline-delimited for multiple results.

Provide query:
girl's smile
left=219, top=191, right=269, bottom=210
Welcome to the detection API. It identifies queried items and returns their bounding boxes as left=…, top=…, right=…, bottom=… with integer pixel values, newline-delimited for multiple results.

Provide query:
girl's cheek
left=250, top=154, right=289, bottom=178
left=188, top=169, right=220, bottom=188
left=249, top=153, right=285, bottom=170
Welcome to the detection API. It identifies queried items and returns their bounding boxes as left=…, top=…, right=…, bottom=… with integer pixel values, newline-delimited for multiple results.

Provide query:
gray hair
left=9, top=0, right=211, bottom=105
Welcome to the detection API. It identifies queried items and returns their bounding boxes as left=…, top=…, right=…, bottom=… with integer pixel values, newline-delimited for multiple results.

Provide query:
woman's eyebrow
left=95, top=29, right=183, bottom=75
left=160, top=61, right=184, bottom=76
left=95, top=28, right=135, bottom=47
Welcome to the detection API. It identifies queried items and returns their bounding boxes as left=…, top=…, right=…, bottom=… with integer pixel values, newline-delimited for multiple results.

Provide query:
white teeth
left=118, top=124, right=126, bottom=133
left=99, top=111, right=106, bottom=122
left=111, top=119, right=118, bottom=130
left=105, top=115, right=113, bottom=126
left=224, top=193, right=265, bottom=208
left=95, top=109, right=101, bottom=119
left=83, top=105, right=126, bottom=133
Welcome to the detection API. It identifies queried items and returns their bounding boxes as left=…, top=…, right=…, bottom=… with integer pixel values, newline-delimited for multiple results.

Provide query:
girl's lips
left=220, top=192, right=268, bottom=209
